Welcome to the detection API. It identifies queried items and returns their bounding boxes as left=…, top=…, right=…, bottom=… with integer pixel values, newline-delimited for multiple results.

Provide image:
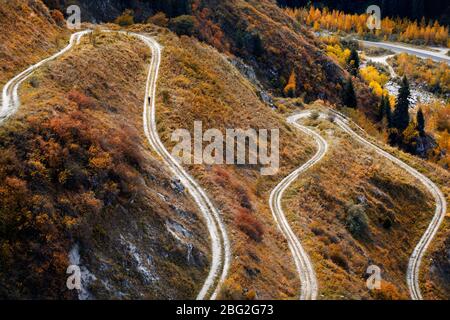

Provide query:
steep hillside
left=43, top=0, right=190, bottom=21
left=190, top=0, right=347, bottom=103
left=0, top=0, right=68, bottom=86
left=127, top=23, right=320, bottom=299
left=45, top=0, right=366, bottom=103
left=128, top=23, right=448, bottom=299
left=280, top=105, right=449, bottom=299
left=1, top=0, right=448, bottom=301
left=0, top=31, right=210, bottom=299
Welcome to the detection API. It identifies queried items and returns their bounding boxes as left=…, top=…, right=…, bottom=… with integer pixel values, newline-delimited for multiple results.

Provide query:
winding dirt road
left=126, top=32, right=231, bottom=300
left=269, top=113, right=328, bottom=300
left=0, top=30, right=90, bottom=123
left=2, top=27, right=446, bottom=301
left=0, top=30, right=231, bottom=301
left=299, top=109, right=447, bottom=300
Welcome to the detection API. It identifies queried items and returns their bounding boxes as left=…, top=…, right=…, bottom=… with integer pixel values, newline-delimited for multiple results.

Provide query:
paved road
left=360, top=40, right=450, bottom=64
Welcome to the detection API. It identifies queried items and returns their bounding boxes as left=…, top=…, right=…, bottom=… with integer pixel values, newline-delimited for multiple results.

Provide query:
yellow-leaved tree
left=284, top=70, right=297, bottom=98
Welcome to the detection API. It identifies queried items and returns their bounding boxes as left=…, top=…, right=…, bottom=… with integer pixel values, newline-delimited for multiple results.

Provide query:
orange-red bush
left=235, top=208, right=264, bottom=242
left=50, top=10, right=65, bottom=27
left=68, top=90, right=97, bottom=110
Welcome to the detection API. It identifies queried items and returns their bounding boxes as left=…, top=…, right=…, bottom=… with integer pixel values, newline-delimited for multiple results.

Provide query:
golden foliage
left=326, top=44, right=351, bottom=67
left=283, top=70, right=297, bottom=97
left=420, top=101, right=450, bottom=168
left=360, top=66, right=389, bottom=87
left=360, top=66, right=392, bottom=100
left=390, top=53, right=450, bottom=95
left=115, top=9, right=135, bottom=27
left=147, top=12, right=169, bottom=27
left=286, top=7, right=449, bottom=47
left=371, top=280, right=405, bottom=300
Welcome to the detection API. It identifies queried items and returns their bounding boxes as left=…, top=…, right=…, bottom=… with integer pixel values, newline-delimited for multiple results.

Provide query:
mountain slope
left=0, top=0, right=68, bottom=86
left=0, top=0, right=448, bottom=301
left=130, top=22, right=448, bottom=299
left=282, top=107, right=449, bottom=299
left=0, top=31, right=211, bottom=299
left=44, top=0, right=364, bottom=103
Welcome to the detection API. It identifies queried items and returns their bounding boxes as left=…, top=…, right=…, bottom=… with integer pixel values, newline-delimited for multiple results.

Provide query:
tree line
left=285, top=6, right=449, bottom=47
left=277, top=0, right=450, bottom=25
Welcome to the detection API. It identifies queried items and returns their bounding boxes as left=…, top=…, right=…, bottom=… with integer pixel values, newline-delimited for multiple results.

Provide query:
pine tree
left=378, top=95, right=393, bottom=128
left=417, top=108, right=425, bottom=136
left=392, top=76, right=411, bottom=132
left=377, top=95, right=384, bottom=122
left=378, top=95, right=386, bottom=122
left=385, top=97, right=392, bottom=128
left=378, top=95, right=391, bottom=125
left=347, top=48, right=360, bottom=76
left=342, top=77, right=357, bottom=109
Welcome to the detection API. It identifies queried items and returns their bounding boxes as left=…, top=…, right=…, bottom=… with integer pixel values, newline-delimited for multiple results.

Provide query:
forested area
left=277, top=0, right=450, bottom=25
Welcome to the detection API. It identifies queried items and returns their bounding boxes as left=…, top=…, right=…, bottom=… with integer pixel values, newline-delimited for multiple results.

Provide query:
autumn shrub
left=68, top=90, right=97, bottom=110
left=235, top=185, right=252, bottom=210
left=434, top=106, right=450, bottom=133
left=371, top=280, right=405, bottom=300
left=220, top=278, right=245, bottom=300
left=50, top=9, right=65, bottom=27
left=194, top=7, right=230, bottom=52
left=169, top=15, right=196, bottom=36
left=161, top=90, right=171, bottom=105
left=235, top=208, right=264, bottom=242
left=328, top=245, right=350, bottom=271
left=115, top=9, right=135, bottom=27
left=310, top=222, right=325, bottom=236
left=147, top=12, right=169, bottom=27
left=309, top=111, right=320, bottom=120
left=29, top=77, right=40, bottom=88
left=345, top=204, right=370, bottom=238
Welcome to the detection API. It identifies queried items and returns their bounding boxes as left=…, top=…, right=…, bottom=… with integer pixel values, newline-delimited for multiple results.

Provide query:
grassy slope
left=0, top=0, right=446, bottom=300
left=127, top=23, right=320, bottom=299
left=0, top=32, right=210, bottom=299
left=281, top=109, right=428, bottom=299
left=383, top=138, right=450, bottom=300
left=132, top=21, right=448, bottom=299
left=369, top=122, right=450, bottom=300
left=0, top=0, right=68, bottom=86
left=335, top=99, right=450, bottom=298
